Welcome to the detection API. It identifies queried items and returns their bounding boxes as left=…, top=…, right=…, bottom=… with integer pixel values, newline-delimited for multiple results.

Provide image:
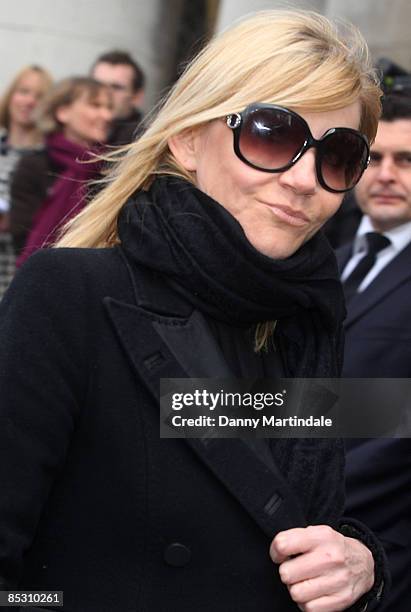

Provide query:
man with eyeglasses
left=337, top=93, right=411, bottom=611
left=91, top=50, right=145, bottom=145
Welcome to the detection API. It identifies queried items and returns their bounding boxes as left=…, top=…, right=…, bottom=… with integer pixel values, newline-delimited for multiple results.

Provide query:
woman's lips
left=261, top=201, right=310, bottom=227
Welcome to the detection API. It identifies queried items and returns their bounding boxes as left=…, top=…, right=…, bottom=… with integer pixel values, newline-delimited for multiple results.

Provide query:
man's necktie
left=343, top=232, right=391, bottom=303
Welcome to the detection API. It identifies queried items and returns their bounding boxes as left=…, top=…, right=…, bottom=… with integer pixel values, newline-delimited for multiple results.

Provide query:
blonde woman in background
left=0, top=65, right=52, bottom=298
left=0, top=11, right=389, bottom=611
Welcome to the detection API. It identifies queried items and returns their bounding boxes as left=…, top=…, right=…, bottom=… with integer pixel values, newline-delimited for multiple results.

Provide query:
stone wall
left=0, top=0, right=184, bottom=108
left=216, top=0, right=411, bottom=70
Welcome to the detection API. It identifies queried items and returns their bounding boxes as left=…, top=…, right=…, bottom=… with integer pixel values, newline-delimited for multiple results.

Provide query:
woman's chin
left=246, top=229, right=307, bottom=260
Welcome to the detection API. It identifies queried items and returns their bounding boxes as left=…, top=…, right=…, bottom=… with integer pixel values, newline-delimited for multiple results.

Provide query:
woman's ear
left=168, top=128, right=200, bottom=172
left=55, top=105, right=70, bottom=126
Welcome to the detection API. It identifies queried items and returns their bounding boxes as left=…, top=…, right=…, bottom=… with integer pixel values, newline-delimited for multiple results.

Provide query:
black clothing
left=108, top=109, right=142, bottom=146
left=342, top=233, right=391, bottom=303
left=9, top=150, right=55, bottom=255
left=337, top=241, right=411, bottom=610
left=323, top=191, right=363, bottom=249
left=119, top=176, right=346, bottom=377
left=345, top=439, right=411, bottom=612
left=207, top=319, right=284, bottom=378
left=0, top=178, right=388, bottom=610
left=337, top=239, right=411, bottom=377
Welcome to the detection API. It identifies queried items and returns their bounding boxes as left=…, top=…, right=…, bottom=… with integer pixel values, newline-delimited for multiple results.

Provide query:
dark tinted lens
left=320, top=131, right=368, bottom=191
left=239, top=108, right=307, bottom=170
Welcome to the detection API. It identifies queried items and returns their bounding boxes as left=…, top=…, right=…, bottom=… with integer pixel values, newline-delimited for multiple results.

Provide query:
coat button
left=164, top=542, right=191, bottom=567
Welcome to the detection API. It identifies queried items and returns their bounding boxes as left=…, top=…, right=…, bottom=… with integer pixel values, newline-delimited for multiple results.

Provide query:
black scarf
left=118, top=176, right=345, bottom=377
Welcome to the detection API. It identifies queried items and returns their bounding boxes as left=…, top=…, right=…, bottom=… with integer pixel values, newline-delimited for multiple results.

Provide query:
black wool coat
left=0, top=246, right=381, bottom=611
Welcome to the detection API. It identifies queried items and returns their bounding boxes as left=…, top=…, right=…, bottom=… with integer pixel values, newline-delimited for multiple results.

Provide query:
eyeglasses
left=226, top=103, right=370, bottom=193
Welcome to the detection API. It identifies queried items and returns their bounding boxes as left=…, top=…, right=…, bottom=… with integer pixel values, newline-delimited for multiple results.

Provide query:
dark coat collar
left=337, top=240, right=411, bottom=328
left=103, top=249, right=306, bottom=537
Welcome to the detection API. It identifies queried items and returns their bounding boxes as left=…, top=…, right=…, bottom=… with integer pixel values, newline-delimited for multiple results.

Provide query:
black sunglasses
left=226, top=103, right=370, bottom=193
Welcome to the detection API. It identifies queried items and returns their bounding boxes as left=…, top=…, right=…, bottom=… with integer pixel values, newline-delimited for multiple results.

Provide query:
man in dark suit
left=337, top=93, right=411, bottom=611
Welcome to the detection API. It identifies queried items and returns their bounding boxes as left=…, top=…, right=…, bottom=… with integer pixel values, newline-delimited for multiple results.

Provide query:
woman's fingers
left=278, top=550, right=344, bottom=585
left=270, top=525, right=375, bottom=611
left=288, top=571, right=350, bottom=603
left=270, top=525, right=341, bottom=564
left=295, top=592, right=356, bottom=612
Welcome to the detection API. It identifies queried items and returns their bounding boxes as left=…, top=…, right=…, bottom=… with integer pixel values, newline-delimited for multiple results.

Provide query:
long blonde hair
left=57, top=9, right=381, bottom=250
left=0, top=65, right=53, bottom=130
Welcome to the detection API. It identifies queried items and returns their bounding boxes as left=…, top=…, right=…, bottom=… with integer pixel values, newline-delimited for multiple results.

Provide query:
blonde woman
left=0, top=65, right=52, bottom=297
left=0, top=11, right=388, bottom=612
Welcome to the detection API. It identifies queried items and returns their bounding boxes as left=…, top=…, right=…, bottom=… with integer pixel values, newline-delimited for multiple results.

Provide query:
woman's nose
left=278, top=149, right=318, bottom=195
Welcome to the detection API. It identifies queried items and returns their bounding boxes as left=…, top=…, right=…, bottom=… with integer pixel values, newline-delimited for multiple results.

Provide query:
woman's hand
left=270, top=525, right=374, bottom=611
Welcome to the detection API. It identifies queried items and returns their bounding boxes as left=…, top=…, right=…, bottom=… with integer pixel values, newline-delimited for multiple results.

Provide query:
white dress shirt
left=341, top=216, right=411, bottom=292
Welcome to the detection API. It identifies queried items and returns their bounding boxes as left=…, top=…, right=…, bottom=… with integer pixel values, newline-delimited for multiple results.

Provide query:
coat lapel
left=152, top=309, right=232, bottom=378
left=103, top=260, right=307, bottom=537
left=104, top=257, right=232, bottom=380
left=344, top=241, right=411, bottom=328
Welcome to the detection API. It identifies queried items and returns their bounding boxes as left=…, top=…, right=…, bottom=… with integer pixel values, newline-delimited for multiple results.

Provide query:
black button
left=164, top=542, right=191, bottom=567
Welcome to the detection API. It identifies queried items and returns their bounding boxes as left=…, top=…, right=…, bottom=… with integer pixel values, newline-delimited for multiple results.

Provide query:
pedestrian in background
left=91, top=50, right=145, bottom=145
left=10, top=76, right=113, bottom=265
left=0, top=65, right=52, bottom=298
left=338, top=93, right=411, bottom=611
